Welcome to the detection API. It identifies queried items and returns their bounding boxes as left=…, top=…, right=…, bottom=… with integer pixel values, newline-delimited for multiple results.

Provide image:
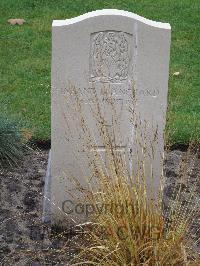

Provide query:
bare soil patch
left=0, top=147, right=199, bottom=265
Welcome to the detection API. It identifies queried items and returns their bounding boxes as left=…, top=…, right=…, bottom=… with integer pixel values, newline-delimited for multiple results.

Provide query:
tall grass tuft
left=62, top=84, right=199, bottom=265
left=0, top=117, right=26, bottom=167
left=72, top=182, right=188, bottom=265
left=70, top=152, right=199, bottom=265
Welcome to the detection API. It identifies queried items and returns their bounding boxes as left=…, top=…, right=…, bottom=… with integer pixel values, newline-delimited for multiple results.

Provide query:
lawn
left=0, top=0, right=199, bottom=144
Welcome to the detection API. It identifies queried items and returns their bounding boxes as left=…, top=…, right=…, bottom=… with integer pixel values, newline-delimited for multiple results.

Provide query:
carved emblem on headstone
left=90, top=31, right=131, bottom=83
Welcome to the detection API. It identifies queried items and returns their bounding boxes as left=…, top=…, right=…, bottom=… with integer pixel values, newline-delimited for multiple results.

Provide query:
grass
left=63, top=84, right=200, bottom=265
left=71, top=181, right=194, bottom=265
left=0, top=117, right=26, bottom=167
left=0, top=0, right=199, bottom=144
left=71, top=168, right=200, bottom=265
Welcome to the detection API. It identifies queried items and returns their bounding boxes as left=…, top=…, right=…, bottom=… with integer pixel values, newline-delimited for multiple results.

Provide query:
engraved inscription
left=90, top=31, right=131, bottom=83
left=138, top=88, right=160, bottom=97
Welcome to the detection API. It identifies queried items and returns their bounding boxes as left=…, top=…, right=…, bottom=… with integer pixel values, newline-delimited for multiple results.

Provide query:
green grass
left=0, top=116, right=25, bottom=167
left=0, top=0, right=199, bottom=144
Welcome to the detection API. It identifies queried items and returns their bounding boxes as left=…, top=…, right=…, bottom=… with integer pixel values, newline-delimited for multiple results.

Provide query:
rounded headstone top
left=53, top=9, right=171, bottom=30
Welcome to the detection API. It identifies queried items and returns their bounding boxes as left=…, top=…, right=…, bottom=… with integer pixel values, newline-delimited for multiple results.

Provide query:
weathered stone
left=44, top=9, right=171, bottom=225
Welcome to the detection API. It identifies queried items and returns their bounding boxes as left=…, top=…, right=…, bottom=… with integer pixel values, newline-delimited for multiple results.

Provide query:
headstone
left=43, top=9, right=171, bottom=226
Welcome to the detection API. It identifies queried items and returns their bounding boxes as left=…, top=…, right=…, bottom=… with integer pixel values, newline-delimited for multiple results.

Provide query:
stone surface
left=47, top=9, right=171, bottom=225
left=42, top=150, right=51, bottom=223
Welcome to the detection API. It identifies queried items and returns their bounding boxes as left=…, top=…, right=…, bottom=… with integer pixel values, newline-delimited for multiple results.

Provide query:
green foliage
left=0, top=0, right=199, bottom=144
left=0, top=117, right=25, bottom=167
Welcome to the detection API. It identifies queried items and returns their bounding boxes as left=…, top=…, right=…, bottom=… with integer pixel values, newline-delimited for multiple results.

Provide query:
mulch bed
left=0, top=147, right=199, bottom=265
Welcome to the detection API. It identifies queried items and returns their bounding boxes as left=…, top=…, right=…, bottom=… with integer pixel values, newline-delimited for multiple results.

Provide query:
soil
left=0, top=147, right=199, bottom=265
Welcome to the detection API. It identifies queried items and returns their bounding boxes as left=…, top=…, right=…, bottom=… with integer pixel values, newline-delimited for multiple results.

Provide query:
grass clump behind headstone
left=0, top=117, right=26, bottom=167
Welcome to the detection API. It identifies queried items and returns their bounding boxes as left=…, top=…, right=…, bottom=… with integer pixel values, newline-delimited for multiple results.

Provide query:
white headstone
left=43, top=9, right=171, bottom=226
